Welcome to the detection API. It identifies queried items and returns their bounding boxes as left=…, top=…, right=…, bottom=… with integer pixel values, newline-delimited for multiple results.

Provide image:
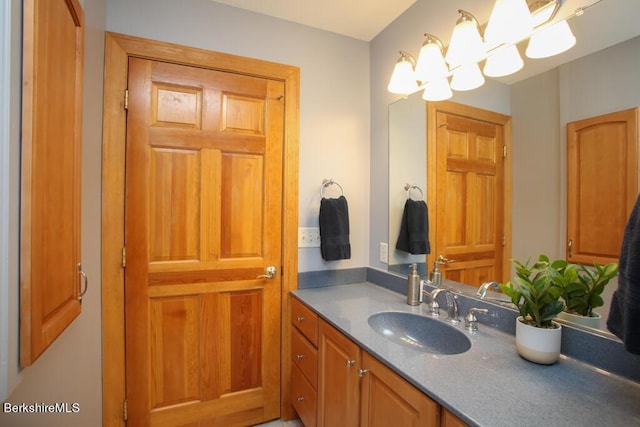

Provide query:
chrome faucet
left=422, top=284, right=446, bottom=316
left=476, top=281, right=499, bottom=299
left=444, top=291, right=460, bottom=324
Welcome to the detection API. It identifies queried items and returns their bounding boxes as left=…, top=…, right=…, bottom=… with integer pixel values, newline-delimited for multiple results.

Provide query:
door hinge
left=122, top=247, right=126, bottom=268
left=502, top=235, right=506, bottom=246
left=123, top=400, right=128, bottom=421
left=503, top=145, right=507, bottom=158
left=124, top=89, right=129, bottom=110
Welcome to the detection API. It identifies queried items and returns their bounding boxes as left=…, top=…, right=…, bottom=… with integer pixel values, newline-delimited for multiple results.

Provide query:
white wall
left=106, top=0, right=372, bottom=272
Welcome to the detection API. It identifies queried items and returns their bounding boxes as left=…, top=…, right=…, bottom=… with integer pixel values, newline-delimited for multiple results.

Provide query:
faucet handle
left=422, top=285, right=443, bottom=316
left=464, top=307, right=489, bottom=332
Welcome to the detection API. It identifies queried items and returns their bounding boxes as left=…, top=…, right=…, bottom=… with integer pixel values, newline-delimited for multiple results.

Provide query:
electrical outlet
left=380, top=242, right=388, bottom=264
left=298, top=227, right=321, bottom=247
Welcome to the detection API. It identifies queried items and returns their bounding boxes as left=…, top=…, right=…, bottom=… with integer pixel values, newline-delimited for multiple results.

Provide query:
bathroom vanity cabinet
left=290, top=296, right=466, bottom=427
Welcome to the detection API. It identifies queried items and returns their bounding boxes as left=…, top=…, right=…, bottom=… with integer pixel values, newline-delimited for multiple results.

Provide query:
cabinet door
left=317, top=319, right=361, bottom=427
left=567, top=108, right=638, bottom=264
left=441, top=407, right=468, bottom=427
left=20, top=0, right=85, bottom=367
left=360, top=351, right=440, bottom=427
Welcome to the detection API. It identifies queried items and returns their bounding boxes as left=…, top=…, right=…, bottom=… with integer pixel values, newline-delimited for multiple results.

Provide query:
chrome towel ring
left=404, top=183, right=424, bottom=200
left=321, top=178, right=344, bottom=198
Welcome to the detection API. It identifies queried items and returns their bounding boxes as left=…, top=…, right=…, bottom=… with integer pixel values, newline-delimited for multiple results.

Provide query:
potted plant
left=551, top=261, right=618, bottom=329
left=499, top=255, right=565, bottom=365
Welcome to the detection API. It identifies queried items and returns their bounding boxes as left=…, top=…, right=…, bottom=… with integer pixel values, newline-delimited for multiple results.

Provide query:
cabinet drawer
left=292, top=365, right=317, bottom=427
left=292, top=297, right=318, bottom=346
left=292, top=328, right=318, bottom=388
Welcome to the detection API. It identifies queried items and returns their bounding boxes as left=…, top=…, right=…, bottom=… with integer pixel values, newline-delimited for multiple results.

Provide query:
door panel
left=433, top=107, right=506, bottom=285
left=125, top=57, right=283, bottom=426
left=567, top=108, right=639, bottom=264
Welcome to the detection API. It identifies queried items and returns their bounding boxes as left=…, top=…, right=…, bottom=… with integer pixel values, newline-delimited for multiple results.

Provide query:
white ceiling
left=210, top=0, right=640, bottom=84
left=209, top=0, right=417, bottom=41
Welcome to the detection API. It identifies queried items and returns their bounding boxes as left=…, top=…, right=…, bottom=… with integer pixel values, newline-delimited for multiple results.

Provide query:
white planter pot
left=515, top=316, right=562, bottom=365
left=557, top=310, right=602, bottom=330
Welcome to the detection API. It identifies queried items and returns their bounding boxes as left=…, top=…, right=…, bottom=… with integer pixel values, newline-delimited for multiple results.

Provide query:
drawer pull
left=297, top=397, right=305, bottom=402
left=296, top=354, right=305, bottom=360
left=296, top=316, right=304, bottom=322
left=346, top=359, right=356, bottom=367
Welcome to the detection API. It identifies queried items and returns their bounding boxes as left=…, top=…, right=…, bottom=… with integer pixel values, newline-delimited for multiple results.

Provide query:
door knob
left=257, top=266, right=277, bottom=279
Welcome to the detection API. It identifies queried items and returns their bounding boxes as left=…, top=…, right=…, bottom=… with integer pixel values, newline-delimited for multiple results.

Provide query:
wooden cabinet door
left=317, top=319, right=361, bottom=427
left=567, top=108, right=639, bottom=264
left=20, top=0, right=84, bottom=367
left=360, top=352, right=440, bottom=427
left=124, top=58, right=284, bottom=425
left=441, top=407, right=469, bottom=427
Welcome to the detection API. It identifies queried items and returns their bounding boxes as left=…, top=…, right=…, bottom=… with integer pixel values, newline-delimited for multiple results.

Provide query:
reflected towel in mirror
left=396, top=199, right=431, bottom=255
left=319, top=195, right=351, bottom=261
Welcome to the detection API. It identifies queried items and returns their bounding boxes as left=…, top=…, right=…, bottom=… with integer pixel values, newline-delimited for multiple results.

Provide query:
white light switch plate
left=298, top=227, right=321, bottom=247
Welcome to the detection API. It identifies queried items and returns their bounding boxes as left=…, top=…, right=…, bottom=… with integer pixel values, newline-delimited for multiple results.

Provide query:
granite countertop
left=292, top=282, right=640, bottom=427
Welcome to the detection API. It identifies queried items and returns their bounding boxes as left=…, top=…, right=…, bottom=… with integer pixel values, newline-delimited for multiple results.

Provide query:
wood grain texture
left=360, top=351, right=440, bottom=427
left=101, top=32, right=299, bottom=426
left=427, top=101, right=512, bottom=285
left=20, top=0, right=84, bottom=367
left=567, top=108, right=639, bottom=264
left=124, top=57, right=282, bottom=426
left=317, top=319, right=361, bottom=427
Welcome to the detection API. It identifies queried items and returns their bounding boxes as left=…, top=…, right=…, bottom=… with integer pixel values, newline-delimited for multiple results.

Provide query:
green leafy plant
left=557, top=262, right=618, bottom=317
left=499, top=255, right=565, bottom=328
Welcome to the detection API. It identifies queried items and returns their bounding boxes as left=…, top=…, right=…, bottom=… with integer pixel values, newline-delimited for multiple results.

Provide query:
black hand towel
left=319, top=196, right=351, bottom=261
left=607, top=193, right=640, bottom=355
left=396, top=199, right=431, bottom=255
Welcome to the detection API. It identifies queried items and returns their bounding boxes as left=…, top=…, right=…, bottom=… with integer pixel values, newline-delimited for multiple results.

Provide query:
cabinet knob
left=346, top=359, right=356, bottom=367
left=296, top=354, right=305, bottom=360
left=296, top=316, right=304, bottom=322
left=297, top=397, right=305, bottom=402
left=358, top=369, right=369, bottom=377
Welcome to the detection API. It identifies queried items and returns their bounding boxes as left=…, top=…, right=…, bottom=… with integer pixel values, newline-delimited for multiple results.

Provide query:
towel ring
left=404, top=184, right=424, bottom=200
left=321, top=179, right=344, bottom=198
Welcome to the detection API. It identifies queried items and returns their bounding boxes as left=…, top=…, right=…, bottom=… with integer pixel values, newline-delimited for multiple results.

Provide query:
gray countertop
left=292, top=282, right=640, bottom=427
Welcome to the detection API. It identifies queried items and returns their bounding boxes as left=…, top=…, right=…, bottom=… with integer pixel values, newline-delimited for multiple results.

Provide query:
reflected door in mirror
left=429, top=102, right=511, bottom=286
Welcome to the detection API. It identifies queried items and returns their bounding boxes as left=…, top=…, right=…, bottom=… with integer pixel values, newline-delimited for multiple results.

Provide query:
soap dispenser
left=407, top=263, right=421, bottom=306
left=430, top=258, right=443, bottom=288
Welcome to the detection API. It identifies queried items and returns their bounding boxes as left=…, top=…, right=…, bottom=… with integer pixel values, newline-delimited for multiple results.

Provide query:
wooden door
left=20, top=0, right=84, bottom=367
left=360, top=352, right=439, bottom=427
left=428, top=102, right=511, bottom=286
left=317, top=319, right=361, bottom=427
left=124, top=58, right=284, bottom=426
left=567, top=108, right=639, bottom=265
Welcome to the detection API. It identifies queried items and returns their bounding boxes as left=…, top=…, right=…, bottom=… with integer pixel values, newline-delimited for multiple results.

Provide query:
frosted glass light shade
left=450, top=63, right=485, bottom=91
left=387, top=55, right=418, bottom=94
left=483, top=44, right=524, bottom=77
left=415, top=37, right=449, bottom=82
left=526, top=19, right=576, bottom=59
left=445, top=11, right=486, bottom=67
left=422, top=78, right=453, bottom=101
left=484, top=0, right=534, bottom=47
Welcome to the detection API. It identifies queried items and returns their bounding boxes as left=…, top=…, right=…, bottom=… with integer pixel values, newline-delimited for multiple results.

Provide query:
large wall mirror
left=387, top=1, right=640, bottom=336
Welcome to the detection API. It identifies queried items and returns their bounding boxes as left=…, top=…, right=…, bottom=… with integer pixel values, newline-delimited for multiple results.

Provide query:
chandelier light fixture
left=388, top=0, right=588, bottom=101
